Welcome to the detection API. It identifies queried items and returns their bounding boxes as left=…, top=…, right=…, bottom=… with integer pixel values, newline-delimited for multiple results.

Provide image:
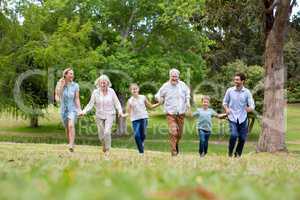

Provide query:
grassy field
left=0, top=104, right=299, bottom=153
left=0, top=105, right=299, bottom=199
left=0, top=142, right=300, bottom=200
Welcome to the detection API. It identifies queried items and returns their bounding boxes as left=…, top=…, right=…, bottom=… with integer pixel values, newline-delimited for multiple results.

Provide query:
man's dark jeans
left=228, top=119, right=248, bottom=157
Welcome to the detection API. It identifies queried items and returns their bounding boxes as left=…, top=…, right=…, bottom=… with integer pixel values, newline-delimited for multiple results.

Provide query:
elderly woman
left=80, top=74, right=123, bottom=159
left=155, top=68, right=191, bottom=156
left=55, top=68, right=82, bottom=152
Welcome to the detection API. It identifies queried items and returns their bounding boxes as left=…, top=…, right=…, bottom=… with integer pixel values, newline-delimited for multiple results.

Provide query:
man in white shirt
left=155, top=68, right=191, bottom=156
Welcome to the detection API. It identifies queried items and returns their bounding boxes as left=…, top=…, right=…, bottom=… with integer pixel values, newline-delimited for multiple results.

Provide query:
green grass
left=0, top=104, right=299, bottom=154
left=0, top=105, right=299, bottom=199
left=0, top=142, right=300, bottom=200
left=286, top=104, right=300, bottom=141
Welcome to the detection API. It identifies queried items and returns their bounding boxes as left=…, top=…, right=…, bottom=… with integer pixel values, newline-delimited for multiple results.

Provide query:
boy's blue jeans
left=132, top=118, right=148, bottom=153
left=198, top=129, right=211, bottom=155
left=228, top=119, right=248, bottom=157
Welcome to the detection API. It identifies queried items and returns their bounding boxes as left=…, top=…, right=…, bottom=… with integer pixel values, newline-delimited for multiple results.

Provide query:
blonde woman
left=80, top=74, right=124, bottom=159
left=55, top=68, right=81, bottom=152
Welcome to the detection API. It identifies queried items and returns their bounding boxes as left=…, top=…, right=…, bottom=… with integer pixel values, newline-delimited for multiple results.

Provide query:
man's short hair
left=235, top=72, right=246, bottom=81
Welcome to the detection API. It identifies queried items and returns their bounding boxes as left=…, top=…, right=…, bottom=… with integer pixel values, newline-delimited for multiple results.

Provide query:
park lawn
left=0, top=142, right=300, bottom=200
left=286, top=104, right=300, bottom=141
left=0, top=105, right=299, bottom=200
left=0, top=104, right=299, bottom=154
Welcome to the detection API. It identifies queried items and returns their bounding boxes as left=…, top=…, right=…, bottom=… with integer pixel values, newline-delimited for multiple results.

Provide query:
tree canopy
left=0, top=0, right=299, bottom=128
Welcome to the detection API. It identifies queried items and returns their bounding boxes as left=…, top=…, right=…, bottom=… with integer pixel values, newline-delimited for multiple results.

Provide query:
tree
left=0, top=1, right=49, bottom=127
left=81, top=0, right=209, bottom=134
left=0, top=1, right=96, bottom=127
left=257, top=0, right=297, bottom=152
left=199, top=0, right=265, bottom=70
left=0, top=0, right=211, bottom=131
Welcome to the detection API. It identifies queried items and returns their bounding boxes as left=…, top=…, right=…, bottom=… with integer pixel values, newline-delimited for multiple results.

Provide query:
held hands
left=217, top=113, right=228, bottom=119
left=78, top=110, right=85, bottom=117
left=118, top=113, right=128, bottom=118
left=245, top=107, right=253, bottom=113
left=225, top=107, right=231, bottom=115
left=151, top=102, right=161, bottom=109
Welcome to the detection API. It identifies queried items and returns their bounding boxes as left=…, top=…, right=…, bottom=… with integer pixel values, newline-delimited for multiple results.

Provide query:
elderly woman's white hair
left=169, top=68, right=180, bottom=77
left=95, top=74, right=112, bottom=88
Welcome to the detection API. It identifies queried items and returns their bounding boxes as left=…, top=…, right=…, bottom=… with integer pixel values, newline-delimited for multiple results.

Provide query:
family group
left=55, top=68, right=254, bottom=159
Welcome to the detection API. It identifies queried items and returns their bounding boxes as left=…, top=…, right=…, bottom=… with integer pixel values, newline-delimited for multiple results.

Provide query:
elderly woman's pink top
left=83, top=88, right=122, bottom=119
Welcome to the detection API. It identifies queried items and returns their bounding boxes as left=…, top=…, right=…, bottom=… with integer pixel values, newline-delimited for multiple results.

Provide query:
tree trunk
left=30, top=115, right=39, bottom=128
left=257, top=40, right=286, bottom=152
left=257, top=0, right=292, bottom=152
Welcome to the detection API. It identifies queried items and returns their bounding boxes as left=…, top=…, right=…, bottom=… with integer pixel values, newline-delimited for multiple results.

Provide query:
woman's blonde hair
left=94, top=74, right=112, bottom=88
left=55, top=68, right=73, bottom=102
left=62, top=68, right=73, bottom=78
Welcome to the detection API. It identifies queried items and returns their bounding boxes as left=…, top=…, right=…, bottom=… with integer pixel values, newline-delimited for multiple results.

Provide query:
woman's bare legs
left=67, top=119, right=75, bottom=152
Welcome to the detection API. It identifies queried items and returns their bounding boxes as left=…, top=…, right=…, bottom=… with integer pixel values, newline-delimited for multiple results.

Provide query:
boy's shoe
left=138, top=153, right=144, bottom=157
left=200, top=153, right=205, bottom=158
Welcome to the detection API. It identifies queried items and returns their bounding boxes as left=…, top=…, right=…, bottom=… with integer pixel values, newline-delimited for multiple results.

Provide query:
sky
left=292, top=1, right=300, bottom=17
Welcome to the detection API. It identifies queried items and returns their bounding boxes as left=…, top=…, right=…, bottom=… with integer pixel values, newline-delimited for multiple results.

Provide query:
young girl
left=55, top=68, right=82, bottom=152
left=192, top=96, right=227, bottom=157
left=125, top=83, right=160, bottom=154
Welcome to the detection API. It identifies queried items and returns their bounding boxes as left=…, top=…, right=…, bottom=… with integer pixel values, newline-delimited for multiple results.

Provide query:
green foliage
left=285, top=14, right=300, bottom=103
left=0, top=0, right=210, bottom=124
left=201, top=0, right=264, bottom=69
left=199, top=60, right=264, bottom=113
left=1, top=0, right=299, bottom=127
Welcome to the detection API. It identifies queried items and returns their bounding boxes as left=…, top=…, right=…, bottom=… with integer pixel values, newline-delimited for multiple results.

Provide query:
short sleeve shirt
left=61, top=82, right=79, bottom=113
left=193, top=108, right=217, bottom=131
left=128, top=95, right=148, bottom=121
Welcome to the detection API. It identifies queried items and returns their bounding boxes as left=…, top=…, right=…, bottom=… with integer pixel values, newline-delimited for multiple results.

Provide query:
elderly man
left=223, top=72, right=255, bottom=157
left=155, top=68, right=191, bottom=156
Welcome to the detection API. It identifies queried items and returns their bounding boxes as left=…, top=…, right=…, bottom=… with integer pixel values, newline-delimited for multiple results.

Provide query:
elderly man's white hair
left=169, top=68, right=180, bottom=77
left=95, top=74, right=112, bottom=88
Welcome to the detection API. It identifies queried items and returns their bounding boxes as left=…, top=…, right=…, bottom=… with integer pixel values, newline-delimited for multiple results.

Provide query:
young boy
left=192, top=96, right=227, bottom=157
left=124, top=83, right=160, bottom=155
